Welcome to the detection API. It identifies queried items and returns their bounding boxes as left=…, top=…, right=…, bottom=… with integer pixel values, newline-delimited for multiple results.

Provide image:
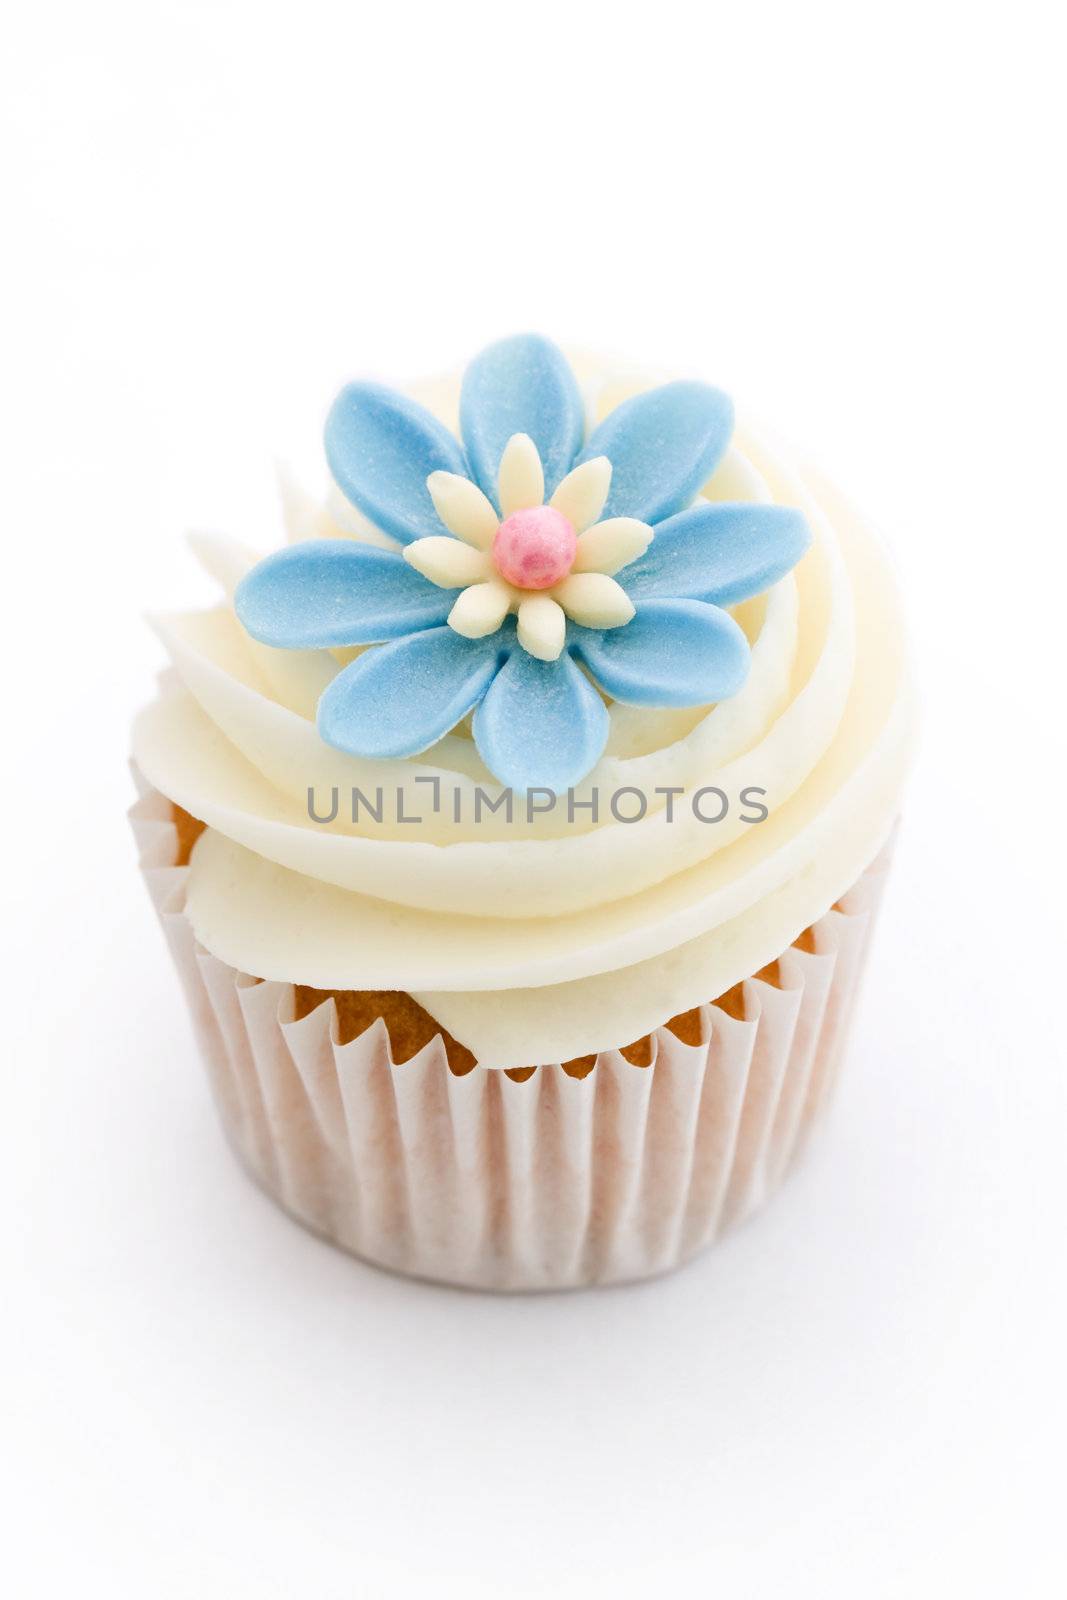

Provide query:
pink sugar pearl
left=492, top=506, right=578, bottom=590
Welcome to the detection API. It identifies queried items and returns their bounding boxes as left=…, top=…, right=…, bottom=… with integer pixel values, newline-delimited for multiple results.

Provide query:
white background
left=3, top=2, right=1065, bottom=1595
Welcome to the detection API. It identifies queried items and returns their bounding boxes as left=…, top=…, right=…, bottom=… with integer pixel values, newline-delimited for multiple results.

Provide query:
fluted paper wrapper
left=131, top=781, right=894, bottom=1290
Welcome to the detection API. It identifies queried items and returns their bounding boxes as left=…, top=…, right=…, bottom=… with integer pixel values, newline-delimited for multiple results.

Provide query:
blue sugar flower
left=235, top=334, right=811, bottom=793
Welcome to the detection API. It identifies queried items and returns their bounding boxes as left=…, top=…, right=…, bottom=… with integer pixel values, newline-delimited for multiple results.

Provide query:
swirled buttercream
left=132, top=360, right=914, bottom=1067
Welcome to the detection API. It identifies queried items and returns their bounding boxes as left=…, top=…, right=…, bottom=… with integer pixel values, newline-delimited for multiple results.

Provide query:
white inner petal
left=516, top=595, right=566, bottom=661
left=448, top=579, right=513, bottom=638
left=549, top=456, right=612, bottom=532
left=553, top=572, right=635, bottom=629
left=573, top=517, right=653, bottom=576
left=404, top=537, right=491, bottom=589
left=497, top=433, right=545, bottom=516
left=426, top=472, right=500, bottom=548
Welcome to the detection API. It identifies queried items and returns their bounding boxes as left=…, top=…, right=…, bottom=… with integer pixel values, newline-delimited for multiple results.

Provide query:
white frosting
left=131, top=365, right=915, bottom=1068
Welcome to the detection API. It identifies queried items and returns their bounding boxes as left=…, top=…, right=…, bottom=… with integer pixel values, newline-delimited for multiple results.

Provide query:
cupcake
left=131, top=334, right=914, bottom=1289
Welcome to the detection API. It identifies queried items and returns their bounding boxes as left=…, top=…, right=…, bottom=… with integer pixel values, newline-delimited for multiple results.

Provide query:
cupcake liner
left=131, top=776, right=895, bottom=1290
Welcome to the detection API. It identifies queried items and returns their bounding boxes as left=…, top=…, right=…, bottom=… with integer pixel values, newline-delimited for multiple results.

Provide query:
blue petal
left=325, top=383, right=470, bottom=545
left=622, top=503, right=812, bottom=606
left=570, top=600, right=749, bottom=707
left=460, top=334, right=585, bottom=503
left=473, top=648, right=609, bottom=794
left=317, top=627, right=505, bottom=759
left=235, top=540, right=452, bottom=648
left=579, top=382, right=734, bottom=524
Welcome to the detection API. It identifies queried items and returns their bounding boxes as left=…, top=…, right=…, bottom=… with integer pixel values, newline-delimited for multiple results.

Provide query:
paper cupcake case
left=131, top=780, right=894, bottom=1291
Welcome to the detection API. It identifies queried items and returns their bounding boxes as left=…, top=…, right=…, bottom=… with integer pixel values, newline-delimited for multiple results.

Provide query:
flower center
left=492, top=506, right=577, bottom=590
